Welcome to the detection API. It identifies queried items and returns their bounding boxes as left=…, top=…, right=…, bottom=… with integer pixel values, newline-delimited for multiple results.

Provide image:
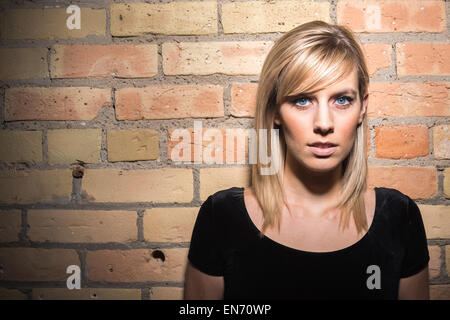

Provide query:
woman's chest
left=261, top=214, right=366, bottom=252
left=222, top=239, right=403, bottom=300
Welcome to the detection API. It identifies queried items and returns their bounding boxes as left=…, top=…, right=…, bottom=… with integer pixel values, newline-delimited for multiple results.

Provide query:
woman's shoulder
left=376, top=186, right=416, bottom=208
left=208, top=186, right=245, bottom=204
left=201, top=186, right=245, bottom=215
left=375, top=186, right=423, bottom=225
left=197, top=187, right=247, bottom=233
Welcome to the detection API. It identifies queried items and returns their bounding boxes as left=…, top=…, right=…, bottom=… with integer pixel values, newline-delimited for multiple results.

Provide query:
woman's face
left=274, top=67, right=368, bottom=173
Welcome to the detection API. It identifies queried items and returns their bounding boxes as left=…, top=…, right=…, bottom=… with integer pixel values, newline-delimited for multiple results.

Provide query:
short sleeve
left=400, top=196, right=430, bottom=278
left=187, top=195, right=224, bottom=276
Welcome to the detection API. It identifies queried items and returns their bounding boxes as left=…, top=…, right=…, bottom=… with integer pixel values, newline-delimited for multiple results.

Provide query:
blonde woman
left=184, top=21, right=429, bottom=300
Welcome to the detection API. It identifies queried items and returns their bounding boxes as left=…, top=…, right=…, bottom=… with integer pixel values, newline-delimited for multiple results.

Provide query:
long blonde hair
left=250, top=20, right=370, bottom=237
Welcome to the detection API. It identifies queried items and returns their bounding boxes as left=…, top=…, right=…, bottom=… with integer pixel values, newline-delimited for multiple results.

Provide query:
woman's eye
left=293, top=96, right=354, bottom=108
left=336, top=96, right=353, bottom=106
left=294, top=97, right=311, bottom=107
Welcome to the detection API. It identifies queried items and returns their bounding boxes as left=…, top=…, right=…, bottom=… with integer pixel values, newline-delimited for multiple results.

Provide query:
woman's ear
left=358, top=94, right=369, bottom=124
left=274, top=110, right=281, bottom=126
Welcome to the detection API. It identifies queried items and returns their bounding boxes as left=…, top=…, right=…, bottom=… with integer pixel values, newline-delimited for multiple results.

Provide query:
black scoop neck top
left=188, top=186, right=429, bottom=300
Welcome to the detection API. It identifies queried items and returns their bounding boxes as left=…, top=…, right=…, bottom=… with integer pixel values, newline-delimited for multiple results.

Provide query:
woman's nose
left=313, top=102, right=334, bottom=134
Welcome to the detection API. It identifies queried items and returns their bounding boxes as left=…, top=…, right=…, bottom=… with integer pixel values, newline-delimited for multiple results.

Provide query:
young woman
left=184, top=20, right=430, bottom=300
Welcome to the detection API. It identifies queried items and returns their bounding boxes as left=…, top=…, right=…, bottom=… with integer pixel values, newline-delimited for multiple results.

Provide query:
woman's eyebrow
left=303, top=88, right=358, bottom=97
left=333, top=89, right=358, bottom=96
left=286, top=88, right=358, bottom=101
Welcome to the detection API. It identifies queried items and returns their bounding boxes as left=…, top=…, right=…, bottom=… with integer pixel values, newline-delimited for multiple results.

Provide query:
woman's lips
left=309, top=146, right=337, bottom=156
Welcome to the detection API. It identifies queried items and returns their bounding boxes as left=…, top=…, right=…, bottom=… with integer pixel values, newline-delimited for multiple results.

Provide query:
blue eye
left=336, top=96, right=353, bottom=106
left=294, top=97, right=311, bottom=107
left=293, top=95, right=354, bottom=108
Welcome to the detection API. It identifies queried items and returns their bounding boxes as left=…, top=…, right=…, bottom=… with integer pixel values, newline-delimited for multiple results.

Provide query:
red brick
left=337, top=0, right=446, bottom=33
left=368, top=166, right=437, bottom=199
left=115, top=85, right=224, bottom=120
left=375, top=125, right=429, bottom=159
left=50, top=44, right=158, bottom=79
left=368, top=82, right=449, bottom=117
left=5, top=87, right=111, bottom=121
left=397, top=42, right=450, bottom=76
left=230, top=83, right=258, bottom=118
left=362, top=44, right=392, bottom=77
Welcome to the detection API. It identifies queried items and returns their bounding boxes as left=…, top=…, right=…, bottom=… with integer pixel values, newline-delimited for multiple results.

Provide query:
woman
left=184, top=20, right=429, bottom=300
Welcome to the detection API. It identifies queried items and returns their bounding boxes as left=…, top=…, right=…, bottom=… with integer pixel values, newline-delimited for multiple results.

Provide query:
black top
left=187, top=187, right=430, bottom=300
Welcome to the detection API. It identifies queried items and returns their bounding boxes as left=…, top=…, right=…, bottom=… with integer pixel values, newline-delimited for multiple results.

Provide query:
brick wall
left=0, top=0, right=448, bottom=300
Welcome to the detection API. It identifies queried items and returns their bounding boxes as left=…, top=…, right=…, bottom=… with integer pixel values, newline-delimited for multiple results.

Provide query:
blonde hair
left=249, top=20, right=370, bottom=237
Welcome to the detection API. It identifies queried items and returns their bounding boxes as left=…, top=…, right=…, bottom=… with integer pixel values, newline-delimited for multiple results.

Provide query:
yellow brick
left=0, top=210, right=22, bottom=242
left=430, top=284, right=450, bottom=300
left=87, top=248, right=188, bottom=282
left=0, top=130, right=42, bottom=163
left=28, top=210, right=137, bottom=243
left=0, top=48, right=48, bottom=80
left=0, top=169, right=72, bottom=204
left=0, top=288, right=27, bottom=300
left=111, top=2, right=217, bottom=36
left=0, top=247, right=79, bottom=281
left=162, top=41, right=273, bottom=75
left=222, top=0, right=330, bottom=33
left=444, top=168, right=450, bottom=198
left=419, top=204, right=450, bottom=239
left=143, top=207, right=198, bottom=242
left=428, top=245, right=441, bottom=279
left=199, top=167, right=251, bottom=200
left=47, top=129, right=102, bottom=165
left=0, top=8, right=105, bottom=40
left=150, top=287, right=183, bottom=300
left=433, top=125, right=450, bottom=159
left=107, top=129, right=159, bottom=162
left=82, top=168, right=193, bottom=203
left=32, top=288, right=141, bottom=300
left=447, top=246, right=450, bottom=277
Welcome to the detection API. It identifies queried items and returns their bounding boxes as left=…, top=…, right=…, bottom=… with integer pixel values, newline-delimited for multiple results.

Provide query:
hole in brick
left=91, top=292, right=98, bottom=299
left=72, top=166, right=84, bottom=178
left=152, top=250, right=165, bottom=262
left=107, top=264, right=114, bottom=272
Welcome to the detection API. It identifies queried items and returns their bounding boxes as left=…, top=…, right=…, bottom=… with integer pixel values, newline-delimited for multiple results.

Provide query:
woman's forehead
left=307, top=68, right=359, bottom=94
left=282, top=67, right=358, bottom=99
